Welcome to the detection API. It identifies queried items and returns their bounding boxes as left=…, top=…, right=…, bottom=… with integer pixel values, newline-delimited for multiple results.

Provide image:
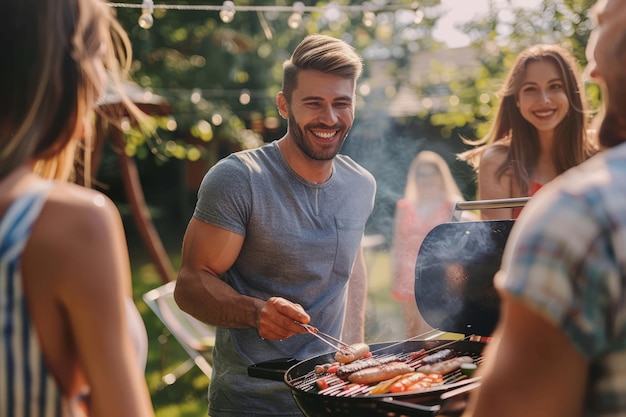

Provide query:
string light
left=287, top=2, right=305, bottom=30
left=138, top=0, right=154, bottom=29
left=414, top=9, right=424, bottom=24
left=109, top=2, right=426, bottom=14
left=239, top=89, right=251, bottom=105
left=365, top=12, right=378, bottom=26
left=362, top=3, right=376, bottom=27
left=412, top=2, right=424, bottom=24
left=219, top=0, right=236, bottom=23
left=110, top=1, right=433, bottom=31
left=362, top=11, right=376, bottom=27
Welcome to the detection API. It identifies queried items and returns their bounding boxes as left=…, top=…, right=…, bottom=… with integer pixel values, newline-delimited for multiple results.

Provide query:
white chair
left=143, top=280, right=216, bottom=386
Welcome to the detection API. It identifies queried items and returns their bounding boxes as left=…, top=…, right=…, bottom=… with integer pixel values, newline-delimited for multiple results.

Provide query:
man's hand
left=256, top=297, right=310, bottom=340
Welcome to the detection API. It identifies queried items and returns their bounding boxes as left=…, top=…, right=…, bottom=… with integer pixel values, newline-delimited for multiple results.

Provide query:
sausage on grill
left=335, top=342, right=370, bottom=364
left=417, top=356, right=473, bottom=375
left=420, top=348, right=454, bottom=365
left=336, top=356, right=398, bottom=378
left=348, top=361, right=413, bottom=384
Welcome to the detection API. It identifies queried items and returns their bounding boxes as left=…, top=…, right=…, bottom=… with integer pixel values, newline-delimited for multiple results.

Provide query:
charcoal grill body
left=283, top=340, right=486, bottom=417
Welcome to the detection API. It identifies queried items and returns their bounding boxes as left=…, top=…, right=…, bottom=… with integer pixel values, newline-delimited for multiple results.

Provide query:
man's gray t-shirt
left=194, top=141, right=376, bottom=416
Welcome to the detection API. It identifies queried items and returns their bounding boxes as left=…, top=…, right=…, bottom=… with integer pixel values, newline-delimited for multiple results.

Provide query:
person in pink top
left=458, top=44, right=597, bottom=220
left=390, top=151, right=476, bottom=337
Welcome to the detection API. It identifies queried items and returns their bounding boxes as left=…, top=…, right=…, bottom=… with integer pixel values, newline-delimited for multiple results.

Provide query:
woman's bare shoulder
left=23, top=181, right=129, bottom=297
left=29, top=182, right=124, bottom=266
left=43, top=182, right=120, bottom=230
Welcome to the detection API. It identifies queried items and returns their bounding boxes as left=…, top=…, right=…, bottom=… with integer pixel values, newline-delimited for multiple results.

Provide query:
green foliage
left=107, top=0, right=602, bottom=237
left=111, top=0, right=598, bottom=165
left=111, top=0, right=443, bottom=161
left=432, top=0, right=600, bottom=143
left=131, top=252, right=210, bottom=417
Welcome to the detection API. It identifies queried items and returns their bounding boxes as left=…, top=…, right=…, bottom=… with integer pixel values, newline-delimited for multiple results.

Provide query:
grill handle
left=436, top=379, right=482, bottom=416
left=451, top=197, right=530, bottom=222
left=248, top=357, right=298, bottom=381
left=380, top=398, right=441, bottom=415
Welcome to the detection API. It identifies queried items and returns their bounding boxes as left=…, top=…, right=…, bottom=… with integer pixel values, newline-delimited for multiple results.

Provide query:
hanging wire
left=107, top=2, right=420, bottom=13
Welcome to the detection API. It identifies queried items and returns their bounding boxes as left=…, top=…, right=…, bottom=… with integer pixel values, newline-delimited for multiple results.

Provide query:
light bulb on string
left=219, top=0, right=236, bottom=23
left=362, top=11, right=376, bottom=27
left=362, top=3, right=376, bottom=27
left=287, top=2, right=305, bottom=29
left=412, top=2, right=424, bottom=24
left=239, top=89, right=251, bottom=105
left=138, top=0, right=154, bottom=29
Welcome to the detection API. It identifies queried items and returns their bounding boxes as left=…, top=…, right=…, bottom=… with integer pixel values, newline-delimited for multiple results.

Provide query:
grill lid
left=414, top=219, right=515, bottom=336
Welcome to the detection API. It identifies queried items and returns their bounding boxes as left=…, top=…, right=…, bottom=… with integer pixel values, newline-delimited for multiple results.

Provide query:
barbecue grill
left=249, top=199, right=528, bottom=416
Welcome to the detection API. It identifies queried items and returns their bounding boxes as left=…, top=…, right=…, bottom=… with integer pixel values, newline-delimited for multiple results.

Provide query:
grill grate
left=289, top=348, right=482, bottom=398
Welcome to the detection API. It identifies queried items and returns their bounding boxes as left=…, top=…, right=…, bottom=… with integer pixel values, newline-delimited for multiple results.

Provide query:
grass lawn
left=131, top=254, right=211, bottom=417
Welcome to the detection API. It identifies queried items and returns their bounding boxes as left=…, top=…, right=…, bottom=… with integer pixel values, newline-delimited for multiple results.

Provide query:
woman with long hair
left=458, top=44, right=597, bottom=220
left=0, top=1, right=155, bottom=416
left=391, top=151, right=475, bottom=337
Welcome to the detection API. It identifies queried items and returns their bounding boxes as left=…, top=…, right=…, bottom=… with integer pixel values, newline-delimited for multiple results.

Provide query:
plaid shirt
left=497, top=142, right=626, bottom=416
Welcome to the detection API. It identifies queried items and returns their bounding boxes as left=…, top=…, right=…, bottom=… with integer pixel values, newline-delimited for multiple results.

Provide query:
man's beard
left=288, top=113, right=350, bottom=161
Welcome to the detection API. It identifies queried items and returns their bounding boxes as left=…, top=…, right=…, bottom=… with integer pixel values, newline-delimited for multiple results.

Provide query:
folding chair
left=143, top=280, right=216, bottom=386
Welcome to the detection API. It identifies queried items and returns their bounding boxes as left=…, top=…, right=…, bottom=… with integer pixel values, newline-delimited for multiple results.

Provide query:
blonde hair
left=404, top=151, right=465, bottom=204
left=0, top=0, right=144, bottom=185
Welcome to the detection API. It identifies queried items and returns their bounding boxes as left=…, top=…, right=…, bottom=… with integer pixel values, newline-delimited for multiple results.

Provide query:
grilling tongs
left=296, top=321, right=448, bottom=352
left=295, top=321, right=349, bottom=351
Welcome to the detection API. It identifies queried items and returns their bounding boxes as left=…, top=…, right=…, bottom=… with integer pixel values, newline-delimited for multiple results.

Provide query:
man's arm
left=342, top=245, right=368, bottom=344
left=174, top=217, right=309, bottom=340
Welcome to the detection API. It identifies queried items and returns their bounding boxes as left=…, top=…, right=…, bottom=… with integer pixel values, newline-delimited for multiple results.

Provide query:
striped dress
left=0, top=183, right=83, bottom=417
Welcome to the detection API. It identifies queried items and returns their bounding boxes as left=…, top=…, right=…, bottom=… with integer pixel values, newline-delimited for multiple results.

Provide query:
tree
left=111, top=0, right=442, bottom=164
left=425, top=0, right=599, bottom=142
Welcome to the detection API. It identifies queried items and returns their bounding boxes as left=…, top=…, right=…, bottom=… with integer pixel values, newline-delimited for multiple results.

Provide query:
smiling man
left=174, top=34, right=376, bottom=417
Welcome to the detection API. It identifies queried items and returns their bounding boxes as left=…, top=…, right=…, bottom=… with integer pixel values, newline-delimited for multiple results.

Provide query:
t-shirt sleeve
left=496, top=187, right=621, bottom=359
left=193, top=157, right=251, bottom=237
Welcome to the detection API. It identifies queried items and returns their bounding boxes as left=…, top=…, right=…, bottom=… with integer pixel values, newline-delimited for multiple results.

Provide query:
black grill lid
left=414, top=219, right=515, bottom=336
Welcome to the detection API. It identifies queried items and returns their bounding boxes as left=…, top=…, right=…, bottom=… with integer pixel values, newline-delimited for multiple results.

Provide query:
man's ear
left=276, top=91, right=288, bottom=119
